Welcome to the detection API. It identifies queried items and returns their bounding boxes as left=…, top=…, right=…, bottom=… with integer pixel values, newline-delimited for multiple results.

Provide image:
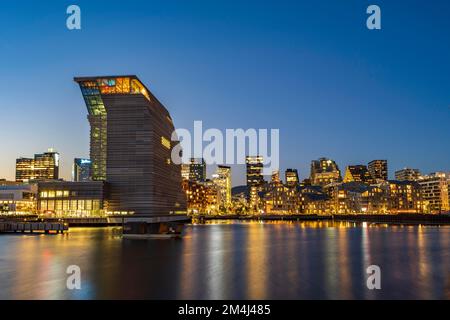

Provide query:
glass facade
left=73, top=158, right=92, bottom=182
left=37, top=181, right=105, bottom=217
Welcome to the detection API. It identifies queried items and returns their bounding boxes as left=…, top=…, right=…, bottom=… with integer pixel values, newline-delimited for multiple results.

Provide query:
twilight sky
left=0, top=0, right=449, bottom=186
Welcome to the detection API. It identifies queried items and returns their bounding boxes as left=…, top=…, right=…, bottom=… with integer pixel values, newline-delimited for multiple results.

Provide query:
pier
left=0, top=221, right=68, bottom=234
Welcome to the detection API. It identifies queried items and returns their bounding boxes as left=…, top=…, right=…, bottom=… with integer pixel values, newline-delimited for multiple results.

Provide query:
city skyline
left=1, top=0, right=449, bottom=186
left=1, top=1, right=450, bottom=303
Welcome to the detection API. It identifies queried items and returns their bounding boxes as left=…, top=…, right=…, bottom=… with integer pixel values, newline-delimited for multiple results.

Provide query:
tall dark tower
left=74, top=76, right=186, bottom=216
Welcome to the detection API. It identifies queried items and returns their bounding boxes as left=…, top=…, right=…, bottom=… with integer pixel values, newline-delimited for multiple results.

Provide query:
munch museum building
left=74, top=76, right=186, bottom=217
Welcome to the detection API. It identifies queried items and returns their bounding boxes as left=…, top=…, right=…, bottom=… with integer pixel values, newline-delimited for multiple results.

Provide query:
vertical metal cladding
left=75, top=76, right=186, bottom=216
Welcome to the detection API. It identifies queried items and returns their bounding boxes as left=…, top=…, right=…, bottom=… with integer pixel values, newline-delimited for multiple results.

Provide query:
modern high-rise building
left=395, top=168, right=421, bottom=181
left=187, top=158, right=206, bottom=182
left=246, top=156, right=265, bottom=189
left=271, top=170, right=281, bottom=184
left=343, top=165, right=373, bottom=184
left=212, top=165, right=232, bottom=208
left=368, top=160, right=388, bottom=181
left=72, top=158, right=92, bottom=182
left=310, top=158, right=341, bottom=186
left=16, top=149, right=60, bottom=182
left=75, top=75, right=186, bottom=216
left=181, top=164, right=190, bottom=181
left=285, top=169, right=299, bottom=187
left=418, top=172, right=449, bottom=213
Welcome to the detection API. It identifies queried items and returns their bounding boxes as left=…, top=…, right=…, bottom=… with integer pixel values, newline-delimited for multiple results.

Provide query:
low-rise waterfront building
left=0, top=183, right=37, bottom=215
left=37, top=181, right=105, bottom=217
left=361, top=185, right=388, bottom=213
left=182, top=179, right=218, bottom=214
left=325, top=182, right=369, bottom=214
left=301, top=193, right=330, bottom=215
left=383, top=180, right=424, bottom=214
left=264, top=182, right=300, bottom=215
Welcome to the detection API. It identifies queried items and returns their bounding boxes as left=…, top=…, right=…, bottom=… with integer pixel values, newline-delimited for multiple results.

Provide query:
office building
left=212, top=165, right=232, bottom=208
left=187, top=158, right=206, bottom=182
left=310, top=158, right=341, bottom=186
left=285, top=169, right=299, bottom=187
left=75, top=75, right=186, bottom=215
left=246, top=156, right=265, bottom=189
left=343, top=165, right=373, bottom=184
left=368, top=160, right=388, bottom=181
left=73, top=158, right=92, bottom=182
left=418, top=173, right=449, bottom=213
left=16, top=149, right=60, bottom=182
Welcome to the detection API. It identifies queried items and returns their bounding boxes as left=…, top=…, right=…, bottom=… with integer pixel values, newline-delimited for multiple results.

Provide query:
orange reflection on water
left=246, top=222, right=269, bottom=299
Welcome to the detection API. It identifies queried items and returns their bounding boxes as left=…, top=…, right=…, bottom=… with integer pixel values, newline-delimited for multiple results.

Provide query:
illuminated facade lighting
left=15, top=149, right=60, bottom=182
left=37, top=181, right=105, bottom=218
left=246, top=156, right=265, bottom=189
left=285, top=169, right=299, bottom=187
left=310, top=158, right=341, bottom=186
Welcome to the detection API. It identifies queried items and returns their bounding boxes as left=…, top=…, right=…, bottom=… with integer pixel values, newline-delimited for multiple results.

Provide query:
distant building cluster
left=180, top=156, right=450, bottom=216
left=1, top=151, right=450, bottom=217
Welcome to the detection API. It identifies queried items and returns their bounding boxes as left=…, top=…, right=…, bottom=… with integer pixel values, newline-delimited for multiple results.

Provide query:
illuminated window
left=161, top=136, right=171, bottom=149
left=47, top=200, right=55, bottom=211
left=40, top=200, right=47, bottom=211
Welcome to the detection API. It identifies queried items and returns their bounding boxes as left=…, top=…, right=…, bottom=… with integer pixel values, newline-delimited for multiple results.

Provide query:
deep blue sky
left=1, top=0, right=449, bottom=186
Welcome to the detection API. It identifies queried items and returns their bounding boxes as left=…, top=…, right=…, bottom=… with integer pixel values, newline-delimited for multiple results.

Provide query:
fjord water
left=0, top=221, right=449, bottom=300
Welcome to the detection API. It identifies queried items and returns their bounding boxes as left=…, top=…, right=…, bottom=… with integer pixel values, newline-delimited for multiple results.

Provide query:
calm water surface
left=0, top=221, right=449, bottom=299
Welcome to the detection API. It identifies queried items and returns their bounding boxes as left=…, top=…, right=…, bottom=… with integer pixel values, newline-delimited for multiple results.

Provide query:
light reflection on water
left=0, top=221, right=449, bottom=300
